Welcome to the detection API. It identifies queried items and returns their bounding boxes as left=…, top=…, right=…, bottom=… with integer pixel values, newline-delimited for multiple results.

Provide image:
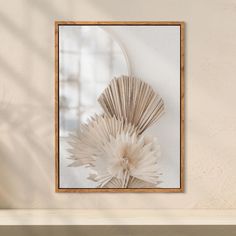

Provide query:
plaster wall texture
left=0, top=0, right=236, bottom=208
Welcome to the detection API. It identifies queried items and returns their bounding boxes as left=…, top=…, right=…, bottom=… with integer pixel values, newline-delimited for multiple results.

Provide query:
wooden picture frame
left=55, top=21, right=184, bottom=192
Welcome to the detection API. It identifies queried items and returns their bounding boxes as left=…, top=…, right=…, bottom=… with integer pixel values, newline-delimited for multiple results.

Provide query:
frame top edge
left=55, top=21, right=185, bottom=26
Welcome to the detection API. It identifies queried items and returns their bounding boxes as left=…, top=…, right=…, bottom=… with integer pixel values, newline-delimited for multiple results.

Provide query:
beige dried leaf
left=67, top=115, right=137, bottom=167
left=87, top=131, right=161, bottom=188
left=98, top=76, right=165, bottom=134
left=68, top=76, right=165, bottom=188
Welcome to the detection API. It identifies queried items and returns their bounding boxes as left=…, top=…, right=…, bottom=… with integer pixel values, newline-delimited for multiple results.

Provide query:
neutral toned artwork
left=55, top=22, right=184, bottom=192
left=68, top=76, right=164, bottom=188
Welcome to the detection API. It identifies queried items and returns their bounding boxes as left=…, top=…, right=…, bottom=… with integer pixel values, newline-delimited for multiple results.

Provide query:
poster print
left=55, top=22, right=184, bottom=192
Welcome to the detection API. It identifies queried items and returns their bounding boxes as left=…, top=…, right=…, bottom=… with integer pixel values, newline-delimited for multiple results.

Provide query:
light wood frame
left=55, top=21, right=185, bottom=193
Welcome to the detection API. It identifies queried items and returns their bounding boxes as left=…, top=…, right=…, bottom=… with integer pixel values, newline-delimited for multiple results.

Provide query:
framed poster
left=55, top=21, right=184, bottom=192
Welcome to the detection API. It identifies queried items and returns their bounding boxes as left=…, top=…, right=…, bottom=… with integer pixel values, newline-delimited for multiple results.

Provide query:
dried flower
left=88, top=131, right=161, bottom=188
left=98, top=76, right=164, bottom=134
left=68, top=115, right=161, bottom=188
left=68, top=76, right=164, bottom=188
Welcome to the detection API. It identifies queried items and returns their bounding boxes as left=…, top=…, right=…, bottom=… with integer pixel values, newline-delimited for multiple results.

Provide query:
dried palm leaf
left=67, top=115, right=137, bottom=167
left=87, top=132, right=161, bottom=188
left=68, top=76, right=165, bottom=188
left=98, top=76, right=164, bottom=134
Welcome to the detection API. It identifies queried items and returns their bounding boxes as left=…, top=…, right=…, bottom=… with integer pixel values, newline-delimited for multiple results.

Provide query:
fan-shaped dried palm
left=67, top=115, right=137, bottom=167
left=86, top=132, right=161, bottom=188
left=98, top=76, right=164, bottom=134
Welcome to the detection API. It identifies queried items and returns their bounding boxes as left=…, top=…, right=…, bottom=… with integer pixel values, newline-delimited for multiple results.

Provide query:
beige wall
left=0, top=0, right=236, bottom=209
